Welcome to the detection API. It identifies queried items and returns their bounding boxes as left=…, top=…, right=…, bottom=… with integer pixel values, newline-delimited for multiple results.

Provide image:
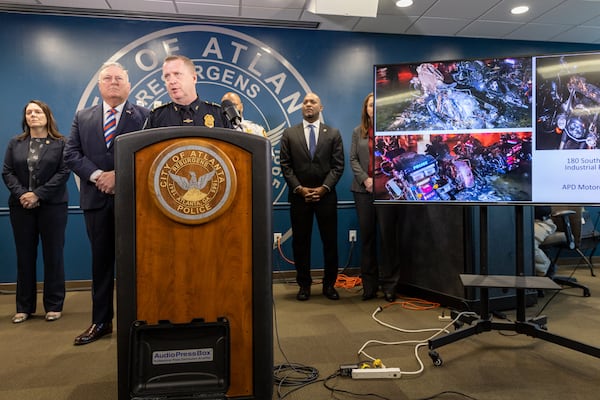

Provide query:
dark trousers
left=9, top=203, right=67, bottom=314
left=290, top=191, right=339, bottom=288
left=353, top=191, right=379, bottom=295
left=376, top=205, right=404, bottom=294
left=83, top=200, right=115, bottom=324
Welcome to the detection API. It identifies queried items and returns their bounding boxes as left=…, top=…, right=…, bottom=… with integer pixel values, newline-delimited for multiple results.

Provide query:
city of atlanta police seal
left=148, top=140, right=237, bottom=224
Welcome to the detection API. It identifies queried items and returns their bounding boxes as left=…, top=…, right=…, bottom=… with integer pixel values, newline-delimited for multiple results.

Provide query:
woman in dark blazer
left=350, top=93, right=381, bottom=300
left=2, top=100, right=70, bottom=323
left=350, top=93, right=403, bottom=302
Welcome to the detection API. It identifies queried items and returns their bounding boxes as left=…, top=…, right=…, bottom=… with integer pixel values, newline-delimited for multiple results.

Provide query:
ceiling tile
left=532, top=0, right=600, bottom=25
left=582, top=14, right=600, bottom=27
left=242, top=0, right=305, bottom=7
left=481, top=0, right=566, bottom=22
left=377, top=0, right=437, bottom=16
left=545, top=25, right=600, bottom=43
left=241, top=6, right=302, bottom=20
left=2, top=0, right=40, bottom=4
left=109, top=0, right=176, bottom=13
left=353, top=14, right=418, bottom=34
left=458, top=20, right=523, bottom=38
left=41, top=0, right=109, bottom=8
left=0, top=0, right=595, bottom=44
left=176, top=1, right=239, bottom=16
left=425, top=0, right=499, bottom=19
left=300, top=12, right=361, bottom=32
left=406, top=17, right=471, bottom=36
left=505, top=22, right=573, bottom=42
left=174, top=0, right=238, bottom=5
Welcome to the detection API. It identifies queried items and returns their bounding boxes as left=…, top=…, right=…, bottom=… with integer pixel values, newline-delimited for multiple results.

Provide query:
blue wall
left=1, top=11, right=599, bottom=283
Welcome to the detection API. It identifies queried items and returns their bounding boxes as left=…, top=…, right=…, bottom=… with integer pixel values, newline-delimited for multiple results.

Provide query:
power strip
left=351, top=368, right=401, bottom=379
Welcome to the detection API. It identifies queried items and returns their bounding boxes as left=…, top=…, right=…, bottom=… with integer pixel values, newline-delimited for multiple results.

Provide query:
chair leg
left=575, top=248, right=596, bottom=276
left=552, top=275, right=591, bottom=297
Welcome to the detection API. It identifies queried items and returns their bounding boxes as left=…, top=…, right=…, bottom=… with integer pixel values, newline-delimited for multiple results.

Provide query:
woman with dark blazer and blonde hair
left=2, top=100, right=70, bottom=323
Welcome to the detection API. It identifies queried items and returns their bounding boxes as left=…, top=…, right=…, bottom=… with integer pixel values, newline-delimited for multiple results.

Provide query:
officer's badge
left=204, top=114, right=215, bottom=128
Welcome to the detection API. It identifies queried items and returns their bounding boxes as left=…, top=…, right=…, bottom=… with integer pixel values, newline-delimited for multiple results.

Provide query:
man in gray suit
left=65, top=62, right=149, bottom=345
left=280, top=92, right=345, bottom=301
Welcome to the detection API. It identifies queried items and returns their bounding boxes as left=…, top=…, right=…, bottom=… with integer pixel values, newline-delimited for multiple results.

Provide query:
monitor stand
left=427, top=205, right=600, bottom=366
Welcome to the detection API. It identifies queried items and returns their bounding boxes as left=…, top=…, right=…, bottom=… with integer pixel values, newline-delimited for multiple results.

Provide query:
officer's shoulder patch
left=151, top=102, right=173, bottom=112
left=203, top=100, right=221, bottom=108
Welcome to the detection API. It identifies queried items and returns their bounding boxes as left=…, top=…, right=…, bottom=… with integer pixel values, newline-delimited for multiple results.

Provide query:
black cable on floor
left=416, top=390, right=479, bottom=400
left=338, top=240, right=356, bottom=276
left=535, top=265, right=579, bottom=317
left=323, top=371, right=392, bottom=400
left=272, top=298, right=321, bottom=399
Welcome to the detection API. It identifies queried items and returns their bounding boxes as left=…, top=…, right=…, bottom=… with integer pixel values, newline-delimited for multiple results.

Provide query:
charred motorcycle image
left=556, top=76, right=599, bottom=149
left=377, top=133, right=532, bottom=202
left=380, top=58, right=532, bottom=132
left=536, top=54, right=600, bottom=150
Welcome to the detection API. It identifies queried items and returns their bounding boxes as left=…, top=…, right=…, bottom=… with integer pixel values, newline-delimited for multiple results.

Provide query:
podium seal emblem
left=149, top=139, right=237, bottom=224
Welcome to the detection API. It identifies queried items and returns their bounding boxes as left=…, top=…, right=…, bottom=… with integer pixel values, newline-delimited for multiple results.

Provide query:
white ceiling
left=1, top=0, right=600, bottom=44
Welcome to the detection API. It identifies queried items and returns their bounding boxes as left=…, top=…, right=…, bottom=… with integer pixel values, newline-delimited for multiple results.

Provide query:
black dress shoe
left=362, top=292, right=377, bottom=301
left=323, top=286, right=340, bottom=300
left=297, top=286, right=311, bottom=301
left=384, top=292, right=396, bottom=302
left=74, top=322, right=113, bottom=346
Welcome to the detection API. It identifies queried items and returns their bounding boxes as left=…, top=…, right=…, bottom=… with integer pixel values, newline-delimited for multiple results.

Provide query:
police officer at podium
left=143, top=55, right=232, bottom=129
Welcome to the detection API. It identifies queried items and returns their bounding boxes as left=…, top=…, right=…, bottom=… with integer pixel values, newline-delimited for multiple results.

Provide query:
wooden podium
left=114, top=126, right=273, bottom=399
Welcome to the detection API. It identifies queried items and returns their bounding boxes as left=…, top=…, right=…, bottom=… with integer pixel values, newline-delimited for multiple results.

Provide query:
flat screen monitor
left=373, top=52, right=600, bottom=204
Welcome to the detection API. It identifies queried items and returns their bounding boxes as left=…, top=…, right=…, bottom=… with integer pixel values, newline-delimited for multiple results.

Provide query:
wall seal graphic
left=76, top=24, right=312, bottom=205
left=148, top=139, right=237, bottom=225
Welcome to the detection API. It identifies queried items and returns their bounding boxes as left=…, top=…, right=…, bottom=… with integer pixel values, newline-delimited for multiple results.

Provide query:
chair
left=539, top=206, right=598, bottom=297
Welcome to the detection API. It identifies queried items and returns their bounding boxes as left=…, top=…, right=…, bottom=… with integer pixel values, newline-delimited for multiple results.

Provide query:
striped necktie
left=104, top=108, right=117, bottom=147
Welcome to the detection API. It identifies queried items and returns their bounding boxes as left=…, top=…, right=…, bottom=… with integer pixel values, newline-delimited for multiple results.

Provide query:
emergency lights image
left=372, top=133, right=532, bottom=202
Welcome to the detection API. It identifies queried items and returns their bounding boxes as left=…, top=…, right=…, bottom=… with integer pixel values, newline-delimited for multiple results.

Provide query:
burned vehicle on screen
left=378, top=134, right=531, bottom=201
left=537, top=58, right=600, bottom=150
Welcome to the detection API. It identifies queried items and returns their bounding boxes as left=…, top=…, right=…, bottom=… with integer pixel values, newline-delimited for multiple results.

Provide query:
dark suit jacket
left=349, top=125, right=371, bottom=194
left=2, top=135, right=70, bottom=206
left=280, top=122, right=344, bottom=200
left=64, top=101, right=148, bottom=210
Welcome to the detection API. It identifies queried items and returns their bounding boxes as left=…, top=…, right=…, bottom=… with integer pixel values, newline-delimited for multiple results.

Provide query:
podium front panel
left=115, top=127, right=273, bottom=400
left=134, top=138, right=253, bottom=396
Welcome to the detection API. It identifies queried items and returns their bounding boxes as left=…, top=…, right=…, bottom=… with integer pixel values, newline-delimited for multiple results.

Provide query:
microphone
left=221, top=99, right=242, bottom=128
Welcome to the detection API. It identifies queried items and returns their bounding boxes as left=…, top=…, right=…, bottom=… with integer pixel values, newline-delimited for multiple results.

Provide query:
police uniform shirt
left=143, top=97, right=232, bottom=129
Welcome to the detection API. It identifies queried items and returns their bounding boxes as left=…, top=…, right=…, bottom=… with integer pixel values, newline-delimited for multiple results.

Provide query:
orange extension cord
left=275, top=237, right=439, bottom=310
left=382, top=296, right=441, bottom=311
left=334, top=274, right=363, bottom=289
left=276, top=237, right=362, bottom=288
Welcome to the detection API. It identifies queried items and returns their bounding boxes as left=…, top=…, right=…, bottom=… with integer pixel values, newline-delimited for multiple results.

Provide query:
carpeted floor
left=1, top=264, right=599, bottom=400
